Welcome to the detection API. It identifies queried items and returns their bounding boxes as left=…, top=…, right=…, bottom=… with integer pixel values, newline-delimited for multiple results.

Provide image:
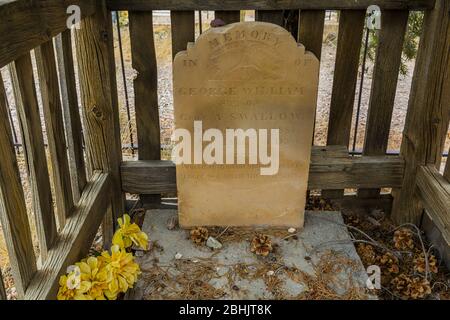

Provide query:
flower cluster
left=57, top=214, right=148, bottom=300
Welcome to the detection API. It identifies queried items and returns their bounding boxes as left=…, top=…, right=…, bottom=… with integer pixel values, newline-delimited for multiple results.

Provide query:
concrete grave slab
left=130, top=209, right=374, bottom=300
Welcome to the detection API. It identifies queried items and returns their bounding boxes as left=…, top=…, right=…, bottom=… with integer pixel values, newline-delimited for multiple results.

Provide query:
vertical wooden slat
left=10, top=54, right=57, bottom=260
left=75, top=2, right=124, bottom=243
left=298, top=10, right=325, bottom=59
left=0, top=72, right=37, bottom=298
left=255, top=10, right=284, bottom=26
left=323, top=10, right=366, bottom=199
left=445, top=147, right=450, bottom=182
left=215, top=10, right=240, bottom=24
left=392, top=0, right=450, bottom=223
left=55, top=30, right=87, bottom=203
left=35, top=40, right=75, bottom=225
left=171, top=11, right=195, bottom=59
left=358, top=10, right=409, bottom=199
left=0, top=269, right=6, bottom=300
left=129, top=11, right=161, bottom=206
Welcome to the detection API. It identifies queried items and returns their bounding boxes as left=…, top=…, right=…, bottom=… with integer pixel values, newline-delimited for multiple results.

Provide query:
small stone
left=175, top=252, right=183, bottom=260
left=288, top=227, right=296, bottom=233
left=266, top=270, right=275, bottom=276
left=206, top=236, right=223, bottom=250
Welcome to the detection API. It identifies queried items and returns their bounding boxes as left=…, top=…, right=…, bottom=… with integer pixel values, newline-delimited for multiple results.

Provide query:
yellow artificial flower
left=56, top=270, right=91, bottom=300
left=75, top=256, right=109, bottom=300
left=112, top=214, right=149, bottom=250
left=101, top=245, right=141, bottom=299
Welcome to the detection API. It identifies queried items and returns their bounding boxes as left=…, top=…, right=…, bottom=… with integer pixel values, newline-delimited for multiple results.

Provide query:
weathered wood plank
left=421, top=210, right=450, bottom=270
left=121, top=147, right=405, bottom=194
left=445, top=147, right=450, bottom=182
left=331, top=194, right=394, bottom=215
left=324, top=10, right=365, bottom=199
left=55, top=30, right=87, bottom=203
left=129, top=11, right=161, bottom=205
left=35, top=40, right=74, bottom=226
left=0, top=0, right=97, bottom=68
left=416, top=165, right=450, bottom=245
left=0, top=268, right=6, bottom=300
left=75, top=2, right=124, bottom=240
left=25, top=172, right=112, bottom=300
left=10, top=54, right=57, bottom=259
left=107, top=0, right=434, bottom=11
left=298, top=10, right=325, bottom=59
left=0, top=72, right=37, bottom=298
left=391, top=0, right=450, bottom=223
left=170, top=11, right=195, bottom=59
left=359, top=10, right=409, bottom=198
left=255, top=10, right=284, bottom=26
left=215, top=10, right=241, bottom=24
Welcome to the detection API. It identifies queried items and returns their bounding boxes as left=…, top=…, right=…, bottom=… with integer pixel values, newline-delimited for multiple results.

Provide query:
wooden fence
left=0, top=0, right=449, bottom=299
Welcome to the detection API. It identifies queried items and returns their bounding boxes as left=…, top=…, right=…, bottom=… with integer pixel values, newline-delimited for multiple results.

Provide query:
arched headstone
left=173, top=22, right=319, bottom=228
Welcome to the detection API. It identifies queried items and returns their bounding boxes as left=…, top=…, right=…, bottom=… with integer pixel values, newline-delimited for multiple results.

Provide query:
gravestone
left=173, top=22, right=319, bottom=228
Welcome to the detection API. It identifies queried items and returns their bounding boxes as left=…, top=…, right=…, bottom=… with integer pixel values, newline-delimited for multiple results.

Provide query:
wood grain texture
left=255, top=10, right=284, bottom=26
left=298, top=10, right=325, bottom=59
left=10, top=54, right=57, bottom=260
left=215, top=10, right=241, bottom=24
left=25, top=172, right=112, bottom=300
left=324, top=10, right=365, bottom=199
left=416, top=165, right=450, bottom=245
left=35, top=40, right=74, bottom=226
left=121, top=146, right=405, bottom=194
left=55, top=30, right=87, bottom=203
left=129, top=11, right=161, bottom=205
left=358, top=10, right=408, bottom=198
left=0, top=73, right=37, bottom=298
left=75, top=3, right=124, bottom=238
left=106, top=0, right=434, bottom=11
left=392, top=0, right=450, bottom=223
left=0, top=268, right=6, bottom=300
left=331, top=194, right=394, bottom=215
left=0, top=0, right=97, bottom=68
left=170, top=11, right=195, bottom=59
left=421, top=210, right=450, bottom=270
left=445, top=148, right=450, bottom=182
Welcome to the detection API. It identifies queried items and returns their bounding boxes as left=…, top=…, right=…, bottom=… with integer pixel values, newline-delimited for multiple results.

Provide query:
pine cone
left=378, top=252, right=400, bottom=274
left=391, top=274, right=412, bottom=296
left=356, top=243, right=376, bottom=265
left=413, top=253, right=438, bottom=274
left=407, top=277, right=431, bottom=299
left=190, top=227, right=209, bottom=245
left=250, top=234, right=272, bottom=257
left=393, top=228, right=415, bottom=250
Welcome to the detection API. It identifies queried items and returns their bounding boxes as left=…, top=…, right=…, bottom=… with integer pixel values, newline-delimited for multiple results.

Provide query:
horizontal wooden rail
left=121, top=146, right=405, bottom=194
left=0, top=0, right=97, bottom=68
left=416, top=165, right=450, bottom=245
left=25, top=172, right=112, bottom=300
left=107, top=0, right=434, bottom=10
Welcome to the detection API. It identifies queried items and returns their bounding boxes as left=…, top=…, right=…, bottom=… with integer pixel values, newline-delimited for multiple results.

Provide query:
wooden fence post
left=391, top=0, right=450, bottom=224
left=75, top=1, right=124, bottom=244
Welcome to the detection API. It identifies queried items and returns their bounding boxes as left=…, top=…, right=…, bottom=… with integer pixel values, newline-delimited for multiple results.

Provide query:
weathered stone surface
left=130, top=210, right=373, bottom=300
left=173, top=22, right=319, bottom=227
